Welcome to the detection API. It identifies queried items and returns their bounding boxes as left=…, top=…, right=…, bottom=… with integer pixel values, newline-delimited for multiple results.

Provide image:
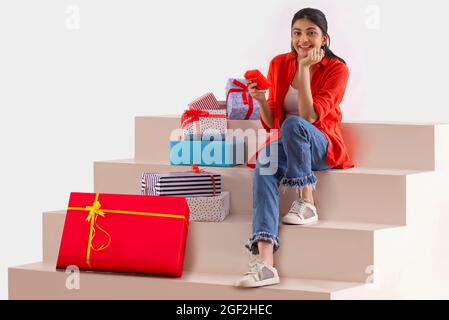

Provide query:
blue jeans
left=245, top=116, right=332, bottom=255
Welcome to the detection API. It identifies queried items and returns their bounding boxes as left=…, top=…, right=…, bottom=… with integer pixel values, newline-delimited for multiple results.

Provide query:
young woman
left=236, top=8, right=354, bottom=288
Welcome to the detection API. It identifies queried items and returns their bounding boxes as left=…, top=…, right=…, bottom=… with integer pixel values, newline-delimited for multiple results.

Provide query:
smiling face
left=291, top=18, right=327, bottom=58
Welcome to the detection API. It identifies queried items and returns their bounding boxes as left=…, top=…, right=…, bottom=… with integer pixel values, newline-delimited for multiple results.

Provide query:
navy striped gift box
left=141, top=171, right=222, bottom=197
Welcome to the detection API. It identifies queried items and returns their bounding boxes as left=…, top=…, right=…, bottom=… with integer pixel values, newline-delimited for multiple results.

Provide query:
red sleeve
left=313, top=63, right=349, bottom=121
left=260, top=58, right=276, bottom=131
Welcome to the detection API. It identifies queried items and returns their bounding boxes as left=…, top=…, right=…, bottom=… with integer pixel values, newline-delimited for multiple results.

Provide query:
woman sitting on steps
left=236, top=7, right=354, bottom=288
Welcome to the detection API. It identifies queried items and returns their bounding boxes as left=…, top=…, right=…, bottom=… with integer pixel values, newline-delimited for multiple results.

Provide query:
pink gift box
left=188, top=93, right=224, bottom=110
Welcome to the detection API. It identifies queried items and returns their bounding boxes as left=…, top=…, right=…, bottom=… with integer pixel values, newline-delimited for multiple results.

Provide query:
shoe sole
left=236, top=276, right=281, bottom=288
left=282, top=215, right=318, bottom=225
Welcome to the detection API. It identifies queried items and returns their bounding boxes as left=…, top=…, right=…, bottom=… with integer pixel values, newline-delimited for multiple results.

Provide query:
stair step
left=43, top=211, right=398, bottom=282
left=93, top=159, right=430, bottom=225
left=8, top=262, right=367, bottom=300
left=135, top=116, right=449, bottom=171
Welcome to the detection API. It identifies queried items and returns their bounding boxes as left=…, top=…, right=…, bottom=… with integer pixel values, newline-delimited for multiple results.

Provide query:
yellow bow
left=85, top=200, right=105, bottom=222
left=84, top=194, right=110, bottom=267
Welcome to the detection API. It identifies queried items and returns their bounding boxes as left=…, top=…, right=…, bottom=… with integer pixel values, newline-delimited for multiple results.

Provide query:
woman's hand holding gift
left=247, top=79, right=267, bottom=104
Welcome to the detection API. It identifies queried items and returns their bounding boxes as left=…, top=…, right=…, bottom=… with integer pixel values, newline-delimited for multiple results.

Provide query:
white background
left=1, top=0, right=448, bottom=299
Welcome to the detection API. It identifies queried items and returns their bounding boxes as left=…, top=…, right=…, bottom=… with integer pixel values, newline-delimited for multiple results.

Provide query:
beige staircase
left=8, top=117, right=449, bottom=299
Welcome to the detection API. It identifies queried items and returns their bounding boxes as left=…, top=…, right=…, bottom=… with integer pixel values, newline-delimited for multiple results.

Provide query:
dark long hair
left=291, top=8, right=346, bottom=65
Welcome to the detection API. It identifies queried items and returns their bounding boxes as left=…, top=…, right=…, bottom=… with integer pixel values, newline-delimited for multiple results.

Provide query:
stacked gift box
left=167, top=78, right=267, bottom=219
left=171, top=92, right=242, bottom=167
left=141, top=165, right=230, bottom=222
left=170, top=81, right=263, bottom=167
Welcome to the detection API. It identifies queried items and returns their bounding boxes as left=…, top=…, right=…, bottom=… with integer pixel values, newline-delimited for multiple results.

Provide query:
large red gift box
left=56, top=192, right=190, bottom=277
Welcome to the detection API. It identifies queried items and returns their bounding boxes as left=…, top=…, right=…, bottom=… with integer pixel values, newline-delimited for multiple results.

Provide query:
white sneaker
left=282, top=199, right=318, bottom=225
left=235, top=258, right=280, bottom=288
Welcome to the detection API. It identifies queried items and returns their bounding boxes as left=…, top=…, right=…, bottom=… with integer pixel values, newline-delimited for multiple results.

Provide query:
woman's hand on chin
left=298, top=48, right=324, bottom=68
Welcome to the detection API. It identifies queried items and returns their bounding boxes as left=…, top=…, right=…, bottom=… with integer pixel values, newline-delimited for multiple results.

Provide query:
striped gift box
left=188, top=93, right=224, bottom=110
left=141, top=171, right=222, bottom=197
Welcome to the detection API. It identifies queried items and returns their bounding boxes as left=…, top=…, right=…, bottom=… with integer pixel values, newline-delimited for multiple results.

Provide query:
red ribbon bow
left=226, top=79, right=255, bottom=120
left=191, top=163, right=202, bottom=174
left=191, top=164, right=216, bottom=196
left=180, top=109, right=227, bottom=137
left=181, top=110, right=211, bottom=128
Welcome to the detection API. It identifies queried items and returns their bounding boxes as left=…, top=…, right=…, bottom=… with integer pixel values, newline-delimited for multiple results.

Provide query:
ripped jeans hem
left=244, top=232, right=280, bottom=256
left=280, top=172, right=317, bottom=193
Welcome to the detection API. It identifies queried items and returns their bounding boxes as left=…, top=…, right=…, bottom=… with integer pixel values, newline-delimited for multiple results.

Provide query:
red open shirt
left=261, top=52, right=354, bottom=169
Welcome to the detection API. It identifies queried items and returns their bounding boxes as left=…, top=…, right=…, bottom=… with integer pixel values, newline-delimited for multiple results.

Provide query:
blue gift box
left=169, top=140, right=245, bottom=167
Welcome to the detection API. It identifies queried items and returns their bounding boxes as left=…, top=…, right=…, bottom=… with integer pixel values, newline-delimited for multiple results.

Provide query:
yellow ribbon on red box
left=67, top=193, right=188, bottom=267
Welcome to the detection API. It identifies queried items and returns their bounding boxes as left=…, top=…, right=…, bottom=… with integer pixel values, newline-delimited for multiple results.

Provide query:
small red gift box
left=56, top=192, right=190, bottom=277
left=244, top=69, right=271, bottom=90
